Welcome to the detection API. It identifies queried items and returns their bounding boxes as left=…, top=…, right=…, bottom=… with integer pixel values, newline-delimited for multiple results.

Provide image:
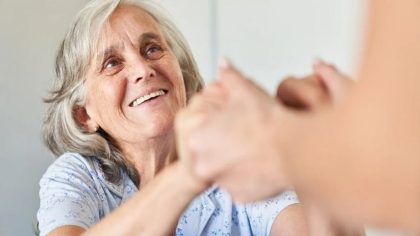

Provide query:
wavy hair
left=43, top=0, right=203, bottom=186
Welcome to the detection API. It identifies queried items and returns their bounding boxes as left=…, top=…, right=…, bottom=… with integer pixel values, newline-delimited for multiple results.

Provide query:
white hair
left=43, top=0, right=203, bottom=185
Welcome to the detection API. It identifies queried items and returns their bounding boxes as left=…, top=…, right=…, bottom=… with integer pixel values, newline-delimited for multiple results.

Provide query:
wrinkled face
left=84, top=5, right=186, bottom=147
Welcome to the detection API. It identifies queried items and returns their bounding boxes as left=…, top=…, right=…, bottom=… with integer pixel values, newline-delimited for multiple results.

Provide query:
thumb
left=313, top=59, right=351, bottom=103
left=217, top=58, right=249, bottom=90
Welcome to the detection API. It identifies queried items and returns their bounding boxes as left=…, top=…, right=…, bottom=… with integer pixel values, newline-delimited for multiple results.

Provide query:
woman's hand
left=277, top=59, right=354, bottom=111
left=176, top=59, right=354, bottom=203
left=176, top=61, right=294, bottom=202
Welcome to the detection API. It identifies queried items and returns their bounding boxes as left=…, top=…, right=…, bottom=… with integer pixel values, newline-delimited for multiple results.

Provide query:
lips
left=129, top=89, right=168, bottom=107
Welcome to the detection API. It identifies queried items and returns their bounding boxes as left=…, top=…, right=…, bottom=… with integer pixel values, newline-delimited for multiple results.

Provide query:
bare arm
left=273, top=73, right=364, bottom=236
left=48, top=162, right=206, bottom=236
left=174, top=0, right=420, bottom=231
left=269, top=204, right=309, bottom=236
left=285, top=0, right=420, bottom=230
left=270, top=203, right=365, bottom=236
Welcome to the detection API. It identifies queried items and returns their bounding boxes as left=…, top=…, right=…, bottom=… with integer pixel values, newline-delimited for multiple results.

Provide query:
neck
left=121, top=132, right=177, bottom=188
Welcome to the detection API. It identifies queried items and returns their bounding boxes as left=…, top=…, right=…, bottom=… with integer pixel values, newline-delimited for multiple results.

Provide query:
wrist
left=268, top=104, right=302, bottom=190
left=270, top=105, right=295, bottom=154
left=173, top=161, right=210, bottom=196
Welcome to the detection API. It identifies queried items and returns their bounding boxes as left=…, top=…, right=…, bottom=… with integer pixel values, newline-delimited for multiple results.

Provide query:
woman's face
left=83, top=5, right=186, bottom=147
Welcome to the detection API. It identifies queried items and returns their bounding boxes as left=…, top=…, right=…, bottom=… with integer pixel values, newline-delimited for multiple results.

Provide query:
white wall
left=0, top=1, right=89, bottom=235
left=155, top=0, right=213, bottom=79
left=0, top=0, right=399, bottom=235
left=217, top=0, right=364, bottom=93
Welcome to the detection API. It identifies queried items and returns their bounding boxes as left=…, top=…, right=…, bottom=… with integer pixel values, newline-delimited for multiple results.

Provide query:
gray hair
left=43, top=0, right=204, bottom=186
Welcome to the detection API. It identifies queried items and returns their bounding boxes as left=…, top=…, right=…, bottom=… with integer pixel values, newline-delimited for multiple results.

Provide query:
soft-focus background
left=0, top=0, right=403, bottom=235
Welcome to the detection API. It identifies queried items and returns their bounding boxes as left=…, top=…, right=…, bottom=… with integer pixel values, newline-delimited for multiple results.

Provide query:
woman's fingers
left=277, top=75, right=329, bottom=111
left=313, top=59, right=354, bottom=103
left=187, top=81, right=227, bottom=115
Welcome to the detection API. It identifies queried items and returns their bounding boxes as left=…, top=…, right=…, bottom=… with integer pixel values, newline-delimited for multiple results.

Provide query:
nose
left=129, top=56, right=156, bottom=84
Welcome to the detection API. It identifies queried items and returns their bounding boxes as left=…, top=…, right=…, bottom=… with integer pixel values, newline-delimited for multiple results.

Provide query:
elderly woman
left=37, top=0, right=306, bottom=235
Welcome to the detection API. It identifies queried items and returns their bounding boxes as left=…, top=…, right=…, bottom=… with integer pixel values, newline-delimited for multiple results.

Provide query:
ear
left=73, top=106, right=98, bottom=133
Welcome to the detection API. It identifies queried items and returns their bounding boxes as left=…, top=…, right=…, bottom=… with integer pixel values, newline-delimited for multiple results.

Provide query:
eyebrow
left=97, top=32, right=163, bottom=62
left=139, top=32, right=162, bottom=44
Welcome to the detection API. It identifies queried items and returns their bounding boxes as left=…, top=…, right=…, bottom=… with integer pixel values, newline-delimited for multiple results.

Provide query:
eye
left=101, top=57, right=124, bottom=74
left=104, top=58, right=121, bottom=69
left=144, top=44, right=164, bottom=60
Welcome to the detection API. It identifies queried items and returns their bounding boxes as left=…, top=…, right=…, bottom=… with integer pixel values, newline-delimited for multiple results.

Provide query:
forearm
left=284, top=99, right=420, bottom=230
left=301, top=201, right=365, bottom=236
left=282, top=0, right=420, bottom=230
left=83, top=162, right=206, bottom=236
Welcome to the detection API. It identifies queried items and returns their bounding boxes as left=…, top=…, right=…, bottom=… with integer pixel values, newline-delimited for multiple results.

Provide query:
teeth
left=131, top=90, right=165, bottom=107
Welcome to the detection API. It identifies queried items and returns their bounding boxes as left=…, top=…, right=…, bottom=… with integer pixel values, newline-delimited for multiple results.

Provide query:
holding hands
left=176, top=60, right=291, bottom=202
left=176, top=59, right=353, bottom=202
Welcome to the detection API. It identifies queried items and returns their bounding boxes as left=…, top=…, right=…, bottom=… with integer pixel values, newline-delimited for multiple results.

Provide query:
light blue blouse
left=37, top=153, right=299, bottom=236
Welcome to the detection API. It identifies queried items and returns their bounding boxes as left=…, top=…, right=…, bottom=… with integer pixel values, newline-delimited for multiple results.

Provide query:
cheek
left=85, top=78, right=127, bottom=117
left=103, top=79, right=127, bottom=106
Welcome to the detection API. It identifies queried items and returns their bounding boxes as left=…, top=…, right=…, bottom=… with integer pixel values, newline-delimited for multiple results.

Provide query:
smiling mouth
left=129, top=89, right=168, bottom=107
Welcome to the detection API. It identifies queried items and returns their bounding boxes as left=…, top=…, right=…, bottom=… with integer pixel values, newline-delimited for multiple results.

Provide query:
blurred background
left=0, top=0, right=403, bottom=235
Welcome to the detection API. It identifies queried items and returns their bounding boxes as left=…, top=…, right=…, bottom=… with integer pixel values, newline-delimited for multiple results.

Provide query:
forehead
left=97, top=4, right=163, bottom=48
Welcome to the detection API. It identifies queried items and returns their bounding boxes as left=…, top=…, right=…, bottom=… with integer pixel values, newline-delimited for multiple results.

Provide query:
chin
left=143, top=119, right=175, bottom=139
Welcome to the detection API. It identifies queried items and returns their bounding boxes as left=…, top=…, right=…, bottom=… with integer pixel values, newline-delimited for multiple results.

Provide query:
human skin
left=176, top=59, right=351, bottom=203
left=177, top=0, right=420, bottom=232
left=81, top=5, right=187, bottom=184
left=176, top=59, right=364, bottom=235
left=48, top=4, right=309, bottom=236
left=286, top=0, right=420, bottom=231
left=49, top=5, right=207, bottom=236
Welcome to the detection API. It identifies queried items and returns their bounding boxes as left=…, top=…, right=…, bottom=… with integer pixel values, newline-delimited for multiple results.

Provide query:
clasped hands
left=176, top=59, right=352, bottom=202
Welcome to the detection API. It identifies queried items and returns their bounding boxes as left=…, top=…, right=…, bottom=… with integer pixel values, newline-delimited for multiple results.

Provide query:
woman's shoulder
left=49, top=152, right=95, bottom=168
left=39, top=152, right=100, bottom=191
left=40, top=152, right=133, bottom=198
left=37, top=153, right=106, bottom=234
left=41, top=152, right=97, bottom=181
